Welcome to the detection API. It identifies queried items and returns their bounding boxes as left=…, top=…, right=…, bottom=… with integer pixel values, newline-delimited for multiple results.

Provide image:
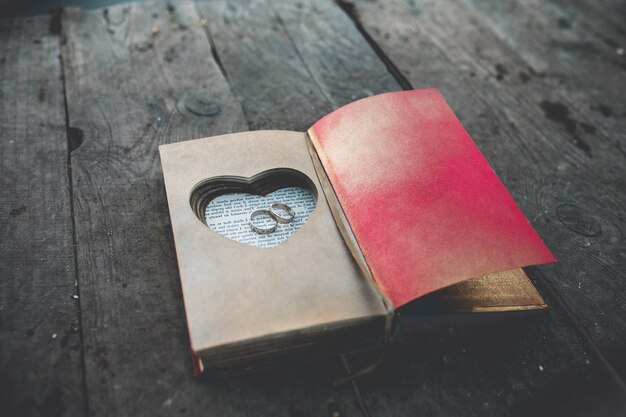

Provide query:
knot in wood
left=178, top=93, right=221, bottom=117
left=556, top=203, right=602, bottom=237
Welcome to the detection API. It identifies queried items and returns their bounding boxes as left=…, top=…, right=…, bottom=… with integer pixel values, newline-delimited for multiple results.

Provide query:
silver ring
left=270, top=203, right=295, bottom=224
left=249, top=209, right=277, bottom=234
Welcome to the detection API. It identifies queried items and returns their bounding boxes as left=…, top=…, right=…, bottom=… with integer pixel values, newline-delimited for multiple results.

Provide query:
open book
left=159, top=89, right=556, bottom=376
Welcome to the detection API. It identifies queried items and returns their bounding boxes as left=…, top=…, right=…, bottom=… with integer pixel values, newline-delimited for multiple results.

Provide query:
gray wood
left=460, top=0, right=626, bottom=160
left=570, top=0, right=626, bottom=37
left=196, top=0, right=328, bottom=130
left=195, top=0, right=399, bottom=131
left=198, top=0, right=626, bottom=415
left=545, top=0, right=626, bottom=86
left=0, top=15, right=84, bottom=417
left=60, top=1, right=360, bottom=416
left=197, top=0, right=330, bottom=131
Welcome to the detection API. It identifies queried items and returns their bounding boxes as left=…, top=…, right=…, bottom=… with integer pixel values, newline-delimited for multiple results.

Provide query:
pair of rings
left=249, top=203, right=296, bottom=234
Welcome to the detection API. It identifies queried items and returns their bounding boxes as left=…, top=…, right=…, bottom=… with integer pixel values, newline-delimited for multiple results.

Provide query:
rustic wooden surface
left=1, top=0, right=624, bottom=416
left=0, top=15, right=84, bottom=417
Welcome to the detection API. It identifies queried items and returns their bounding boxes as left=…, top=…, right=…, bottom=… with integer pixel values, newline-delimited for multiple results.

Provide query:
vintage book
left=159, top=89, right=556, bottom=376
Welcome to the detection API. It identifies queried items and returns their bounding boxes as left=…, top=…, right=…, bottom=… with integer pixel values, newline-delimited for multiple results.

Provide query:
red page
left=309, top=89, right=556, bottom=308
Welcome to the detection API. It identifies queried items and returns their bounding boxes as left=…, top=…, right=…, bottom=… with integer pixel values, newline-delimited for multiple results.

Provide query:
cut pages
left=159, top=89, right=556, bottom=376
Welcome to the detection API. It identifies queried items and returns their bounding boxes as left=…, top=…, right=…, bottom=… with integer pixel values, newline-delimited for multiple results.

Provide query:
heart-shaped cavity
left=189, top=169, right=318, bottom=248
left=205, top=187, right=316, bottom=248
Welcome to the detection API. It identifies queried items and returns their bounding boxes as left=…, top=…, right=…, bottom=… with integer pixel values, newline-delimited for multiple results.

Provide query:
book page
left=309, top=89, right=555, bottom=307
left=204, top=187, right=316, bottom=248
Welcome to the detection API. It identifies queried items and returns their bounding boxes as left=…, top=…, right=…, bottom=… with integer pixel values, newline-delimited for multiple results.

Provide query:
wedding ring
left=249, top=209, right=277, bottom=234
left=270, top=203, right=296, bottom=224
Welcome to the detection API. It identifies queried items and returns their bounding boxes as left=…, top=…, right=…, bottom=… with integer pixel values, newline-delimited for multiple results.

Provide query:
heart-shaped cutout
left=189, top=169, right=318, bottom=248
left=205, top=187, right=316, bottom=248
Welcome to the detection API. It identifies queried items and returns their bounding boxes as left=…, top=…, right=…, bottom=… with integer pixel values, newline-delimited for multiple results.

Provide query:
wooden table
left=1, top=1, right=625, bottom=416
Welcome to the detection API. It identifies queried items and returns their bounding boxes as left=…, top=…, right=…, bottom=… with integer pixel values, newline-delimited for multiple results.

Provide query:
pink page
left=309, top=89, right=556, bottom=307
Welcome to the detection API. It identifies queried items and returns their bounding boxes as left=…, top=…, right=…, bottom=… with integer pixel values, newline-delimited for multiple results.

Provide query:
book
left=159, top=89, right=556, bottom=376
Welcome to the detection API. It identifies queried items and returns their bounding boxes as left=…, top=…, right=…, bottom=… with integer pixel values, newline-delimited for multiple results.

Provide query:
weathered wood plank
left=265, top=0, right=401, bottom=108
left=199, top=0, right=626, bottom=415
left=355, top=313, right=626, bottom=417
left=461, top=0, right=626, bottom=157
left=569, top=0, right=626, bottom=37
left=195, top=0, right=399, bottom=131
left=0, top=15, right=84, bottom=417
left=198, top=0, right=330, bottom=131
left=61, top=1, right=360, bottom=416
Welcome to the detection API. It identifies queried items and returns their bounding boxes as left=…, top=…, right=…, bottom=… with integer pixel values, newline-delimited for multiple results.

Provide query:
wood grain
left=569, top=0, right=626, bottom=36
left=195, top=0, right=399, bottom=131
left=461, top=0, right=626, bottom=157
left=0, top=15, right=84, bottom=417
